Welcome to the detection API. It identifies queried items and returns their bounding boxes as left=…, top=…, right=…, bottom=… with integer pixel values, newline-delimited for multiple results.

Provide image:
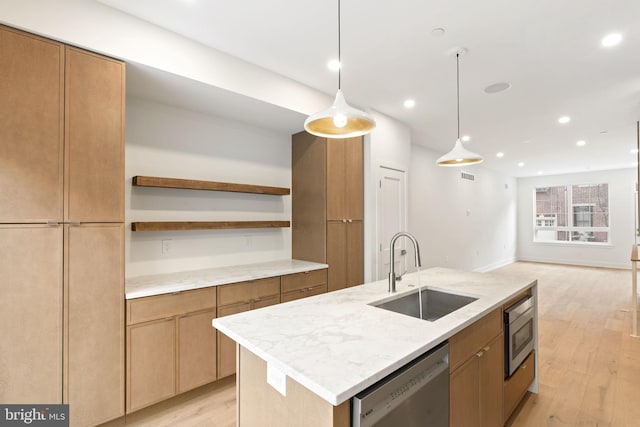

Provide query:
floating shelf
left=132, top=176, right=290, bottom=196
left=131, top=221, right=291, bottom=232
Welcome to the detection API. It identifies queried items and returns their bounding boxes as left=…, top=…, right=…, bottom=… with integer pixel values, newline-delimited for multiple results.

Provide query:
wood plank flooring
left=501, top=262, right=640, bottom=427
left=104, top=262, right=640, bottom=427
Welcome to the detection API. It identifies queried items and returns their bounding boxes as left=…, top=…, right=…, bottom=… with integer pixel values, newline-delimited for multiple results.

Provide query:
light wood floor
left=106, top=262, right=640, bottom=427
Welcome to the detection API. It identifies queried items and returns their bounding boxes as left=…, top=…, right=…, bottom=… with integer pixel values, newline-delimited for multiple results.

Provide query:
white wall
left=125, top=98, right=292, bottom=277
left=364, top=111, right=412, bottom=281
left=408, top=145, right=518, bottom=272
left=517, top=168, right=635, bottom=269
left=0, top=0, right=330, bottom=115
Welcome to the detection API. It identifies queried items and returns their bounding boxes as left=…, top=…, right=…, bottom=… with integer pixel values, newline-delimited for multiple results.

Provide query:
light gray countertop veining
left=212, top=267, right=536, bottom=406
left=125, top=259, right=328, bottom=299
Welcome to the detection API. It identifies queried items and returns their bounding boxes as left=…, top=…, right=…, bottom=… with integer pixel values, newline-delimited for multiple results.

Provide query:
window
left=533, top=183, right=609, bottom=244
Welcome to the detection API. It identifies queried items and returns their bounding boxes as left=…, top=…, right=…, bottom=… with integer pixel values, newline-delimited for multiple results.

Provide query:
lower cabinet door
left=178, top=309, right=217, bottom=393
left=479, top=334, right=504, bottom=427
left=347, top=220, right=364, bottom=287
left=127, top=318, right=176, bottom=413
left=327, top=221, right=347, bottom=292
left=450, top=355, right=480, bottom=427
left=66, top=224, right=124, bottom=426
left=0, top=225, right=63, bottom=404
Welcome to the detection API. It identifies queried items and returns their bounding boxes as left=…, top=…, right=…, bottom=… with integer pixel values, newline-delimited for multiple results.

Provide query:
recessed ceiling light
left=431, top=28, right=445, bottom=37
left=496, top=152, right=504, bottom=158
left=327, top=59, right=341, bottom=71
left=631, top=148, right=639, bottom=154
left=558, top=116, right=571, bottom=124
left=403, top=99, right=416, bottom=109
left=601, top=33, right=622, bottom=47
left=518, top=162, right=525, bottom=167
left=461, top=135, right=471, bottom=142
left=576, top=140, right=586, bottom=147
left=484, top=82, right=511, bottom=94
left=537, top=171, right=543, bottom=175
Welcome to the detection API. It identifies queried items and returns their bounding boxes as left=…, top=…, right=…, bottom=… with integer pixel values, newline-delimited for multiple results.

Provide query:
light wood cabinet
left=281, top=269, right=328, bottom=302
left=127, top=318, right=176, bottom=413
left=504, top=350, right=535, bottom=422
left=64, top=47, right=125, bottom=223
left=217, top=278, right=281, bottom=378
left=0, top=25, right=64, bottom=223
left=450, top=309, right=504, bottom=427
left=126, top=289, right=217, bottom=413
left=292, top=131, right=364, bottom=292
left=326, top=138, right=364, bottom=221
left=178, top=309, right=218, bottom=393
left=65, top=224, right=124, bottom=427
left=0, top=225, right=63, bottom=403
left=1, top=24, right=125, bottom=425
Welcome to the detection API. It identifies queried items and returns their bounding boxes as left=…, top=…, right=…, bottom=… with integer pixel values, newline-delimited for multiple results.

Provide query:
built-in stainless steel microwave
left=504, top=295, right=535, bottom=377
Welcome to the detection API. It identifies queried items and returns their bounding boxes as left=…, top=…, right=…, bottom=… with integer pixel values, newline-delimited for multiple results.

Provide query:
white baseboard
left=473, top=257, right=517, bottom=273
left=515, top=256, right=630, bottom=270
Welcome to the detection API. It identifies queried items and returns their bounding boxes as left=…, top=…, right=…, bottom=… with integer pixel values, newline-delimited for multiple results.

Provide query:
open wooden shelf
left=132, top=176, right=290, bottom=196
left=131, top=221, right=291, bottom=232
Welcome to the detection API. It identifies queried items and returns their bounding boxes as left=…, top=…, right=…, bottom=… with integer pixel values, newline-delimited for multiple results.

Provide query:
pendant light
left=304, top=0, right=375, bottom=138
left=436, top=49, right=484, bottom=166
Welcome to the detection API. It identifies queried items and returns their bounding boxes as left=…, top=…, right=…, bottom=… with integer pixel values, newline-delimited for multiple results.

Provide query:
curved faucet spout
left=389, top=232, right=422, bottom=293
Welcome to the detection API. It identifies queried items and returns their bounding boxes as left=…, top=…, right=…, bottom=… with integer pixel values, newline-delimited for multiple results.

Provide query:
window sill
left=532, top=241, right=614, bottom=248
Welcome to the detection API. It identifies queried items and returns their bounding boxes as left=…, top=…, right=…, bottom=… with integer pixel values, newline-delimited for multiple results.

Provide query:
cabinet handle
left=520, top=364, right=527, bottom=370
left=348, top=219, right=353, bottom=223
left=171, top=291, right=181, bottom=295
left=483, top=345, right=490, bottom=352
left=476, top=351, right=484, bottom=358
left=307, top=287, right=314, bottom=291
left=342, top=219, right=347, bottom=223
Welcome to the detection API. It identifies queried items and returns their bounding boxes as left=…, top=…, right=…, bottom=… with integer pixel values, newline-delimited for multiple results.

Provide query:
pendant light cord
left=456, top=52, right=460, bottom=140
left=337, top=0, right=341, bottom=90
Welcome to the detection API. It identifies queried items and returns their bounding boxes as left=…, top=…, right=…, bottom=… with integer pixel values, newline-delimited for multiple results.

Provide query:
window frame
left=533, top=182, right=610, bottom=246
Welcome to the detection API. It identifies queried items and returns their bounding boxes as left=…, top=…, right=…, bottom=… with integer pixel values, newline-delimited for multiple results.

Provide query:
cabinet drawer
left=449, top=308, right=502, bottom=371
left=281, top=284, right=328, bottom=303
left=217, top=277, right=280, bottom=307
left=504, top=350, right=535, bottom=422
left=127, top=287, right=217, bottom=325
left=281, top=269, right=327, bottom=293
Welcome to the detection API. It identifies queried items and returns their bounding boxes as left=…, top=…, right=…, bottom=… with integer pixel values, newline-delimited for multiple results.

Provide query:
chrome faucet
left=389, top=232, right=422, bottom=293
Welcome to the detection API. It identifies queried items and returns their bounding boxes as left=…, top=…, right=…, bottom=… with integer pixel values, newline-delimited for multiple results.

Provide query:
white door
left=377, top=167, right=406, bottom=280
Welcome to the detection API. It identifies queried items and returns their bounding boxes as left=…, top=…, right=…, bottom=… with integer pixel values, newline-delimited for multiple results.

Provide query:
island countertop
left=212, top=267, right=536, bottom=406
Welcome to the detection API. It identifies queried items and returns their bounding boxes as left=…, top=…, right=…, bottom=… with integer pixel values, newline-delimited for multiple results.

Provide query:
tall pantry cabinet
left=292, top=131, right=364, bottom=291
left=0, top=25, right=125, bottom=427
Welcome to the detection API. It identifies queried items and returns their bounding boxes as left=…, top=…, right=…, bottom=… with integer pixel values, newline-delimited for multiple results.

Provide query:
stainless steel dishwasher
left=352, top=342, right=449, bottom=427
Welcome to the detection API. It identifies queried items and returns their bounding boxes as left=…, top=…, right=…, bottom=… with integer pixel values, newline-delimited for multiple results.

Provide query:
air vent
left=461, top=171, right=475, bottom=182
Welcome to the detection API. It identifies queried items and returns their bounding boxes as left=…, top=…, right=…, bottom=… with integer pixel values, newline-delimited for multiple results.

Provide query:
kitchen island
left=213, top=267, right=538, bottom=426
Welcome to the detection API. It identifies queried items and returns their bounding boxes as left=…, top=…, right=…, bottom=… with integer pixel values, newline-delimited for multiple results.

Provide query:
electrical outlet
left=162, top=239, right=172, bottom=255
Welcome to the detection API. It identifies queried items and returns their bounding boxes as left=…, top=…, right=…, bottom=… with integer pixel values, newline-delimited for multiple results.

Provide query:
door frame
left=375, top=164, right=408, bottom=281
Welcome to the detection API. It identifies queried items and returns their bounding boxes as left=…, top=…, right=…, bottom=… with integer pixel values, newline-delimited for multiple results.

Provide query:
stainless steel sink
left=371, top=288, right=477, bottom=321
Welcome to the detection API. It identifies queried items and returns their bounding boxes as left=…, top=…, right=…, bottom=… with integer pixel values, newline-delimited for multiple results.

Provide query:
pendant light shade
left=304, top=89, right=376, bottom=138
left=304, top=0, right=375, bottom=138
left=436, top=49, right=483, bottom=167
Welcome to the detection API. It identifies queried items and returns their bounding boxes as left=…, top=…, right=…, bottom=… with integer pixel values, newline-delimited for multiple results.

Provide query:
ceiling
left=99, top=0, right=640, bottom=178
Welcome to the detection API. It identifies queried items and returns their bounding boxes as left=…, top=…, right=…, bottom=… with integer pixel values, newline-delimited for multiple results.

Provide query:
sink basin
left=371, top=288, right=477, bottom=321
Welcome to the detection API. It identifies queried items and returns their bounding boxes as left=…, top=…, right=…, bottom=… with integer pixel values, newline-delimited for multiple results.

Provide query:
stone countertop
left=125, top=259, right=328, bottom=299
left=212, top=267, right=536, bottom=406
